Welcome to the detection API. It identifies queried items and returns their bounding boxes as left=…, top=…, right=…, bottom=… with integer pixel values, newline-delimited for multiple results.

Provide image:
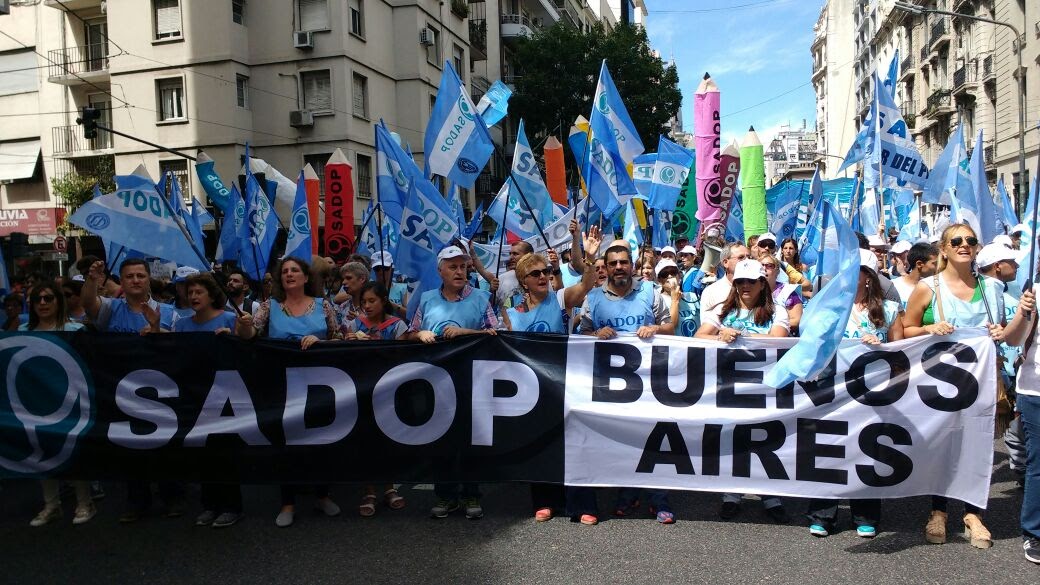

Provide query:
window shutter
left=298, top=0, right=328, bottom=32
left=304, top=71, right=331, bottom=111
left=155, top=0, right=181, bottom=37
left=352, top=75, right=366, bottom=116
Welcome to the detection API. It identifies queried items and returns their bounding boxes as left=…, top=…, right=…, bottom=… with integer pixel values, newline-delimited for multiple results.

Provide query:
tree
left=511, top=23, right=681, bottom=167
left=51, top=156, right=116, bottom=232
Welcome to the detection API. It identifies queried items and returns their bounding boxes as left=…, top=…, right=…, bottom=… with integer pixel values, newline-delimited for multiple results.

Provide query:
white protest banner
left=564, top=330, right=996, bottom=507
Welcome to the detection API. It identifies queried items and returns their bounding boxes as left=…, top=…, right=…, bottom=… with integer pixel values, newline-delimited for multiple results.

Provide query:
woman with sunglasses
left=20, top=281, right=95, bottom=527
left=759, top=255, right=803, bottom=333
left=806, top=251, right=904, bottom=540
left=904, top=223, right=1032, bottom=548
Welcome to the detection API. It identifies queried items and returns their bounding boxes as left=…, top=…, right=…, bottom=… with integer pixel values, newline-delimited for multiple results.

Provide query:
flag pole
left=492, top=147, right=552, bottom=247
left=815, top=201, right=829, bottom=292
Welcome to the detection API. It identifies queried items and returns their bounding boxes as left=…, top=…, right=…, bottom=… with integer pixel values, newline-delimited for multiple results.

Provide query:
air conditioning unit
left=289, top=110, right=314, bottom=128
left=419, top=27, right=435, bottom=46
left=293, top=30, right=314, bottom=49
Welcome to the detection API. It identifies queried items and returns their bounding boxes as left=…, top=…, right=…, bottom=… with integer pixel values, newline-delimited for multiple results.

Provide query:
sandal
left=383, top=488, right=405, bottom=510
left=534, top=507, right=553, bottom=522
left=359, top=494, right=377, bottom=517
left=655, top=510, right=675, bottom=524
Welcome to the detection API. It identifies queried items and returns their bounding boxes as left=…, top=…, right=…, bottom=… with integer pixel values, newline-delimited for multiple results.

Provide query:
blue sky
left=644, top=0, right=823, bottom=148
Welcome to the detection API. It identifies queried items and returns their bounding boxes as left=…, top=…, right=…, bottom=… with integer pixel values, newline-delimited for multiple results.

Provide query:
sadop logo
left=457, top=96, right=476, bottom=121
left=527, top=321, right=552, bottom=333
left=432, top=320, right=462, bottom=336
left=291, top=206, right=310, bottom=234
left=596, top=92, right=611, bottom=115
left=456, top=158, right=479, bottom=174
left=0, top=335, right=93, bottom=474
left=86, top=213, right=110, bottom=230
left=660, top=166, right=676, bottom=184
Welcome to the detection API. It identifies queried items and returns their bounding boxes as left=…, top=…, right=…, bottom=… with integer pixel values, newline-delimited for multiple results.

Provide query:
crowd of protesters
left=5, top=218, right=1040, bottom=566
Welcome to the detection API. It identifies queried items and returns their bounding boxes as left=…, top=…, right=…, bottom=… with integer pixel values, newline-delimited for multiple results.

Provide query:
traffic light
left=77, top=106, right=102, bottom=139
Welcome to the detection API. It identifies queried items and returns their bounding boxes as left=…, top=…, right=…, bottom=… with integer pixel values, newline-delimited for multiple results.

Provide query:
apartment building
left=813, top=0, right=1038, bottom=207
left=810, top=0, right=857, bottom=178
left=765, top=123, right=818, bottom=187
left=0, top=0, right=473, bottom=253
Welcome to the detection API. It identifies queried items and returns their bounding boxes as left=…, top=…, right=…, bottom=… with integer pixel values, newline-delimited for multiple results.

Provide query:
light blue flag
left=283, top=171, right=313, bottom=260
left=424, top=61, right=495, bottom=189
left=922, top=124, right=962, bottom=205
left=375, top=121, right=416, bottom=223
left=649, top=136, right=694, bottom=211
left=1014, top=176, right=1039, bottom=297
left=215, top=185, right=244, bottom=263
left=357, top=202, right=401, bottom=259
left=894, top=189, right=920, bottom=242
left=569, top=125, right=590, bottom=187
left=941, top=123, right=980, bottom=235
left=476, top=80, right=512, bottom=127
left=652, top=209, right=672, bottom=249
left=799, top=183, right=837, bottom=271
left=395, top=180, right=457, bottom=282
left=586, top=109, right=639, bottom=219
left=93, top=183, right=144, bottom=269
left=998, top=178, right=1018, bottom=233
left=193, top=154, right=236, bottom=214
left=632, top=153, right=657, bottom=200
left=969, top=129, right=999, bottom=244
left=166, top=174, right=208, bottom=255
left=764, top=200, right=859, bottom=387
left=857, top=185, right=881, bottom=236
left=725, top=190, right=744, bottom=245
left=622, top=199, right=644, bottom=256
left=238, top=148, right=280, bottom=280
left=866, top=72, right=929, bottom=190
left=510, top=119, right=558, bottom=230
left=463, top=200, right=485, bottom=239
left=882, top=49, right=899, bottom=99
left=69, top=186, right=209, bottom=272
left=592, top=60, right=644, bottom=164
left=768, top=180, right=804, bottom=241
left=487, top=182, right=539, bottom=238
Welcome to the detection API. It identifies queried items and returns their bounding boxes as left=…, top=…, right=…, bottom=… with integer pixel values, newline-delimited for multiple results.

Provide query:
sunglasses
left=733, top=278, right=758, bottom=286
left=949, top=236, right=979, bottom=248
left=526, top=268, right=552, bottom=279
left=35, top=294, right=57, bottom=303
left=761, top=264, right=778, bottom=270
left=758, top=241, right=776, bottom=248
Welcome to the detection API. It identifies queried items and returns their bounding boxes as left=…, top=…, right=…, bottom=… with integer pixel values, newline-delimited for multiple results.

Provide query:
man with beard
left=225, top=269, right=260, bottom=315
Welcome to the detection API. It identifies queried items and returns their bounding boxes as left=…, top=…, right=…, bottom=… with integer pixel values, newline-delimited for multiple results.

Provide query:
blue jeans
left=1018, top=394, right=1040, bottom=538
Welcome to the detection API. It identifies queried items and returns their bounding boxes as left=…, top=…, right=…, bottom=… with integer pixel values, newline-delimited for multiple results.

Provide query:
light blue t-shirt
left=414, top=287, right=494, bottom=336
left=844, top=300, right=900, bottom=342
left=507, top=290, right=567, bottom=334
left=18, top=321, right=84, bottom=332
left=667, top=292, right=700, bottom=337
left=707, top=304, right=790, bottom=335
left=174, top=311, right=237, bottom=333
left=95, top=297, right=176, bottom=333
left=268, top=298, right=329, bottom=341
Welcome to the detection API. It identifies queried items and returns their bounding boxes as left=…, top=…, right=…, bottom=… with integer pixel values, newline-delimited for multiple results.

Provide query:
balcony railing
left=470, top=75, right=490, bottom=104
left=52, top=123, right=112, bottom=156
left=982, top=54, right=995, bottom=81
left=925, top=89, right=953, bottom=115
left=929, top=16, right=950, bottom=49
left=901, top=52, right=914, bottom=74
left=920, top=45, right=930, bottom=64
left=901, top=101, right=917, bottom=120
left=469, top=19, right=487, bottom=56
left=953, top=62, right=977, bottom=91
left=502, top=14, right=533, bottom=28
left=984, top=144, right=994, bottom=166
left=47, top=44, right=109, bottom=79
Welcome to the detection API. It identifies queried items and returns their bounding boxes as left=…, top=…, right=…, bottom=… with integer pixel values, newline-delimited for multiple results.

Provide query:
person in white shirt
left=891, top=242, right=938, bottom=310
left=698, top=242, right=750, bottom=323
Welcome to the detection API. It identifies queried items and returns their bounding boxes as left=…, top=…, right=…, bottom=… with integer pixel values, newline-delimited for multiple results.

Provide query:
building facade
left=765, top=123, right=818, bottom=187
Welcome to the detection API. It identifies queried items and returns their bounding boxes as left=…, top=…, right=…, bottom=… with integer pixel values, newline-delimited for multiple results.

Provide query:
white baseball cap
left=757, top=232, right=777, bottom=245
left=859, top=249, right=878, bottom=272
left=436, top=246, right=469, bottom=262
left=867, top=234, right=889, bottom=248
left=370, top=251, right=394, bottom=268
left=976, top=243, right=1019, bottom=269
left=173, top=266, right=200, bottom=283
left=679, top=245, right=697, bottom=255
left=992, top=234, right=1014, bottom=248
left=732, top=259, right=765, bottom=281
left=660, top=245, right=677, bottom=256
left=654, top=259, right=679, bottom=277
left=890, top=240, right=912, bottom=254
left=1011, top=223, right=1029, bottom=235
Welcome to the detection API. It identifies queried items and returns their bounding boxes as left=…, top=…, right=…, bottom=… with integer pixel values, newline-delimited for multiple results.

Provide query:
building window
left=425, top=25, right=440, bottom=64
left=236, top=74, right=249, bottom=109
left=159, top=159, right=191, bottom=200
left=303, top=153, right=329, bottom=202
left=296, top=0, right=329, bottom=32
left=232, top=0, right=245, bottom=25
left=352, top=72, right=368, bottom=119
left=154, top=0, right=182, bottom=40
left=301, top=69, right=332, bottom=113
left=452, top=44, right=465, bottom=80
left=156, top=77, right=186, bottom=121
left=356, top=153, right=372, bottom=199
left=349, top=0, right=364, bottom=37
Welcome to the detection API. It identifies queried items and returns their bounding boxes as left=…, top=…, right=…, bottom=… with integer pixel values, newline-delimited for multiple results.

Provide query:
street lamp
left=891, top=1, right=1026, bottom=210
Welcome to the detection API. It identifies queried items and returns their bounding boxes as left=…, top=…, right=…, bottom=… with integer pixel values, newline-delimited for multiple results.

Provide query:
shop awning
left=0, top=139, right=41, bottom=182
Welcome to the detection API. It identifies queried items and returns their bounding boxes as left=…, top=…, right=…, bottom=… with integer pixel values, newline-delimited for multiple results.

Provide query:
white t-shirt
left=699, top=277, right=733, bottom=324
left=892, top=276, right=916, bottom=310
left=704, top=303, right=790, bottom=335
left=1016, top=339, right=1040, bottom=398
left=496, top=270, right=521, bottom=307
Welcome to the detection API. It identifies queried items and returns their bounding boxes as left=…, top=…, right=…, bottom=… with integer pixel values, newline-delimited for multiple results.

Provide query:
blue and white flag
left=476, top=80, right=512, bottom=127
left=768, top=180, right=804, bottom=240
left=215, top=185, right=245, bottom=263
left=375, top=121, right=415, bottom=223
left=998, top=178, right=1018, bottom=233
left=592, top=60, right=644, bottom=164
left=893, top=189, right=920, bottom=242
left=357, top=201, right=401, bottom=259
left=632, top=153, right=657, bottom=200
left=586, top=109, right=639, bottom=219
left=69, top=185, right=209, bottom=272
left=651, top=209, right=672, bottom=249
left=238, top=148, right=279, bottom=281
left=969, top=129, right=999, bottom=244
left=938, top=123, right=980, bottom=235
left=764, top=200, right=858, bottom=387
left=922, top=126, right=963, bottom=206
left=487, top=182, right=539, bottom=239
left=448, top=182, right=466, bottom=231
left=622, top=199, right=644, bottom=256
left=649, top=136, right=694, bottom=211
left=395, top=180, right=458, bottom=282
left=165, top=174, right=207, bottom=254
left=283, top=171, right=313, bottom=260
left=424, top=61, right=495, bottom=189
left=1015, top=176, right=1039, bottom=297
left=194, top=153, right=235, bottom=214
left=463, top=201, right=485, bottom=240
left=866, top=72, right=929, bottom=190
left=92, top=183, right=144, bottom=269
left=510, top=119, right=558, bottom=230
left=725, top=190, right=744, bottom=245
left=882, top=49, right=899, bottom=99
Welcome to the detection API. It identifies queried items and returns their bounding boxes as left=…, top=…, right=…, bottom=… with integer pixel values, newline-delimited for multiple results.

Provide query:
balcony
left=501, top=14, right=536, bottom=40
left=44, top=0, right=102, bottom=10
left=552, top=0, right=582, bottom=29
left=469, top=19, right=487, bottom=60
left=984, top=144, right=995, bottom=169
left=470, top=75, right=490, bottom=105
left=900, top=52, right=915, bottom=80
left=901, top=101, right=917, bottom=128
left=982, top=54, right=995, bottom=85
left=920, top=45, right=931, bottom=67
left=952, top=61, right=977, bottom=96
left=929, top=16, right=951, bottom=51
left=925, top=89, right=954, bottom=116
left=52, top=123, right=112, bottom=156
left=812, top=59, right=826, bottom=82
left=47, top=44, right=109, bottom=86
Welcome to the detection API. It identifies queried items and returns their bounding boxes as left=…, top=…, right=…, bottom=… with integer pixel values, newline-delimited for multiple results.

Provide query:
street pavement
left=1, top=441, right=1037, bottom=585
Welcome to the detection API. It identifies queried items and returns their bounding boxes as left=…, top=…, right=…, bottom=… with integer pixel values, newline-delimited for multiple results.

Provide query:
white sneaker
left=73, top=504, right=96, bottom=525
left=314, top=498, right=341, bottom=517
left=275, top=509, right=294, bottom=527
left=30, top=507, right=62, bottom=527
